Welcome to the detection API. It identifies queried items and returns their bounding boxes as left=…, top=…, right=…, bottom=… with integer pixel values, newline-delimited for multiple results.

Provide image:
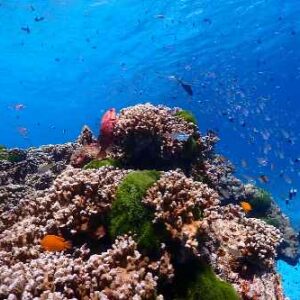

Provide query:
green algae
left=182, top=136, right=199, bottom=160
left=186, top=266, right=239, bottom=300
left=0, top=146, right=26, bottom=163
left=0, top=145, right=8, bottom=161
left=175, top=110, right=197, bottom=124
left=174, top=260, right=239, bottom=300
left=83, top=158, right=121, bottom=169
left=109, top=170, right=162, bottom=252
left=249, top=188, right=272, bottom=217
left=261, top=216, right=281, bottom=228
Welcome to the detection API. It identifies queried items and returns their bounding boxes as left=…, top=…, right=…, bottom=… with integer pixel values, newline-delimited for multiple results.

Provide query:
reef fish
left=10, top=103, right=25, bottom=111
left=259, top=175, right=269, bottom=184
left=99, top=108, right=117, bottom=149
left=240, top=201, right=252, bottom=213
left=40, top=235, right=71, bottom=252
left=37, top=162, right=54, bottom=174
left=168, top=75, right=193, bottom=96
left=171, top=132, right=190, bottom=142
left=17, top=127, right=28, bottom=137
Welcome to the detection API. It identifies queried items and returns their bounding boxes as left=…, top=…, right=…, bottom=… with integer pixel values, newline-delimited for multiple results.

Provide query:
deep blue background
left=0, top=0, right=299, bottom=298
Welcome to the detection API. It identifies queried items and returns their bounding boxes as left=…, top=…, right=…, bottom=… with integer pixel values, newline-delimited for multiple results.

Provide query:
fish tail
left=65, top=240, right=72, bottom=249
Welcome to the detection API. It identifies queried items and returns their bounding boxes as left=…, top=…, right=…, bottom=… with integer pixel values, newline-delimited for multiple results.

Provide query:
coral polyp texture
left=113, top=103, right=200, bottom=167
left=0, top=103, right=297, bottom=299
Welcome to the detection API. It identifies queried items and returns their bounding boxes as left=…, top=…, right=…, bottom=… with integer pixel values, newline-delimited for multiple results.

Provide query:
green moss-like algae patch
left=175, top=260, right=239, bottom=300
left=0, top=145, right=8, bottom=161
left=249, top=188, right=272, bottom=217
left=261, top=216, right=281, bottom=228
left=187, top=265, right=239, bottom=300
left=175, top=110, right=197, bottom=124
left=109, top=170, right=162, bottom=252
left=83, top=158, right=121, bottom=169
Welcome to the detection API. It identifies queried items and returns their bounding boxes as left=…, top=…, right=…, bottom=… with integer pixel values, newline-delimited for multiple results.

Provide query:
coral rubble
left=0, top=103, right=296, bottom=300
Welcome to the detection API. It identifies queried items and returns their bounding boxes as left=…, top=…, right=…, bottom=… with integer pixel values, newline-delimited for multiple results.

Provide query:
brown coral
left=143, top=170, right=219, bottom=254
left=199, top=204, right=283, bottom=299
left=0, top=235, right=173, bottom=299
left=70, top=143, right=102, bottom=167
left=113, top=103, right=199, bottom=163
left=0, top=166, right=129, bottom=254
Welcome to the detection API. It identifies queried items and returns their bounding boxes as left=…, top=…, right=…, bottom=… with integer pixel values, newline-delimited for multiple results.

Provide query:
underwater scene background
left=0, top=0, right=300, bottom=299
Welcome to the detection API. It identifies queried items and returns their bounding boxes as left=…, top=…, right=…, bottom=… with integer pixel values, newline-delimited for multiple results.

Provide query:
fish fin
left=65, top=240, right=72, bottom=249
left=55, top=236, right=66, bottom=242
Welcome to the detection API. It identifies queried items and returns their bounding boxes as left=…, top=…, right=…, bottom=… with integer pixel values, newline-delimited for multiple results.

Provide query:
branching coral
left=77, top=125, right=95, bottom=146
left=70, top=143, right=101, bottom=167
left=0, top=143, right=77, bottom=233
left=0, top=104, right=291, bottom=300
left=192, top=155, right=246, bottom=203
left=143, top=170, right=219, bottom=254
left=113, top=103, right=200, bottom=166
left=199, top=204, right=283, bottom=298
left=0, top=166, right=129, bottom=254
left=0, top=235, right=174, bottom=299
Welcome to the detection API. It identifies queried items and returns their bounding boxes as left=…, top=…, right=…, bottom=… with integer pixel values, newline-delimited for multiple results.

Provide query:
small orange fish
left=240, top=201, right=252, bottom=213
left=40, top=235, right=71, bottom=252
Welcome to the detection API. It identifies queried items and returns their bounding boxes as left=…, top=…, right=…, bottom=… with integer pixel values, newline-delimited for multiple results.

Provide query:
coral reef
left=0, top=235, right=174, bottom=299
left=200, top=205, right=283, bottom=298
left=0, top=143, right=77, bottom=232
left=77, top=125, right=96, bottom=146
left=175, top=109, right=197, bottom=125
left=143, top=170, right=219, bottom=254
left=70, top=143, right=101, bottom=167
left=0, top=166, right=129, bottom=254
left=109, top=170, right=162, bottom=253
left=184, top=262, right=240, bottom=300
left=245, top=184, right=300, bottom=265
left=0, top=103, right=296, bottom=300
left=112, top=103, right=200, bottom=167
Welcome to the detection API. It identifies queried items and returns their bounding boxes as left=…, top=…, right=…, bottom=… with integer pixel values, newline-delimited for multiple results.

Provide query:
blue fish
left=171, top=132, right=190, bottom=142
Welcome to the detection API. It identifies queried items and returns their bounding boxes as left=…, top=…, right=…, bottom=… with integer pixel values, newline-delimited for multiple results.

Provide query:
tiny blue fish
left=171, top=132, right=190, bottom=142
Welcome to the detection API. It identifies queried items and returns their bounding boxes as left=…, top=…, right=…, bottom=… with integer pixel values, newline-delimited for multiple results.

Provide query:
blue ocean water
left=0, top=0, right=299, bottom=298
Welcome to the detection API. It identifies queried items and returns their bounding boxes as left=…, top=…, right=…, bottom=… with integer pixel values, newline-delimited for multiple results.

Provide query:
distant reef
left=0, top=103, right=298, bottom=299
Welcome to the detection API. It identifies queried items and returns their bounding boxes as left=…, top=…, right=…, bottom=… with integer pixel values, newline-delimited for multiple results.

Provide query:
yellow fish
left=40, top=235, right=71, bottom=252
left=240, top=201, right=252, bottom=213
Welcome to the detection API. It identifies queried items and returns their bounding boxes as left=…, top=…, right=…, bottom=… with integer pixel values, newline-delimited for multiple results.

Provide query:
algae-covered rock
left=83, top=158, right=120, bottom=169
left=174, top=260, right=239, bottom=300
left=186, top=264, right=239, bottom=300
left=109, top=170, right=162, bottom=252
left=261, top=216, right=281, bottom=228
left=249, top=188, right=272, bottom=217
left=175, top=110, right=197, bottom=124
left=0, top=145, right=8, bottom=161
left=0, top=147, right=26, bottom=162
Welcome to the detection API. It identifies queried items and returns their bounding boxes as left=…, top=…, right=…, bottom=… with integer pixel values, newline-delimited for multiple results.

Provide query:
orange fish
left=99, top=108, right=117, bottom=151
left=240, top=201, right=252, bottom=213
left=40, top=235, right=71, bottom=252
